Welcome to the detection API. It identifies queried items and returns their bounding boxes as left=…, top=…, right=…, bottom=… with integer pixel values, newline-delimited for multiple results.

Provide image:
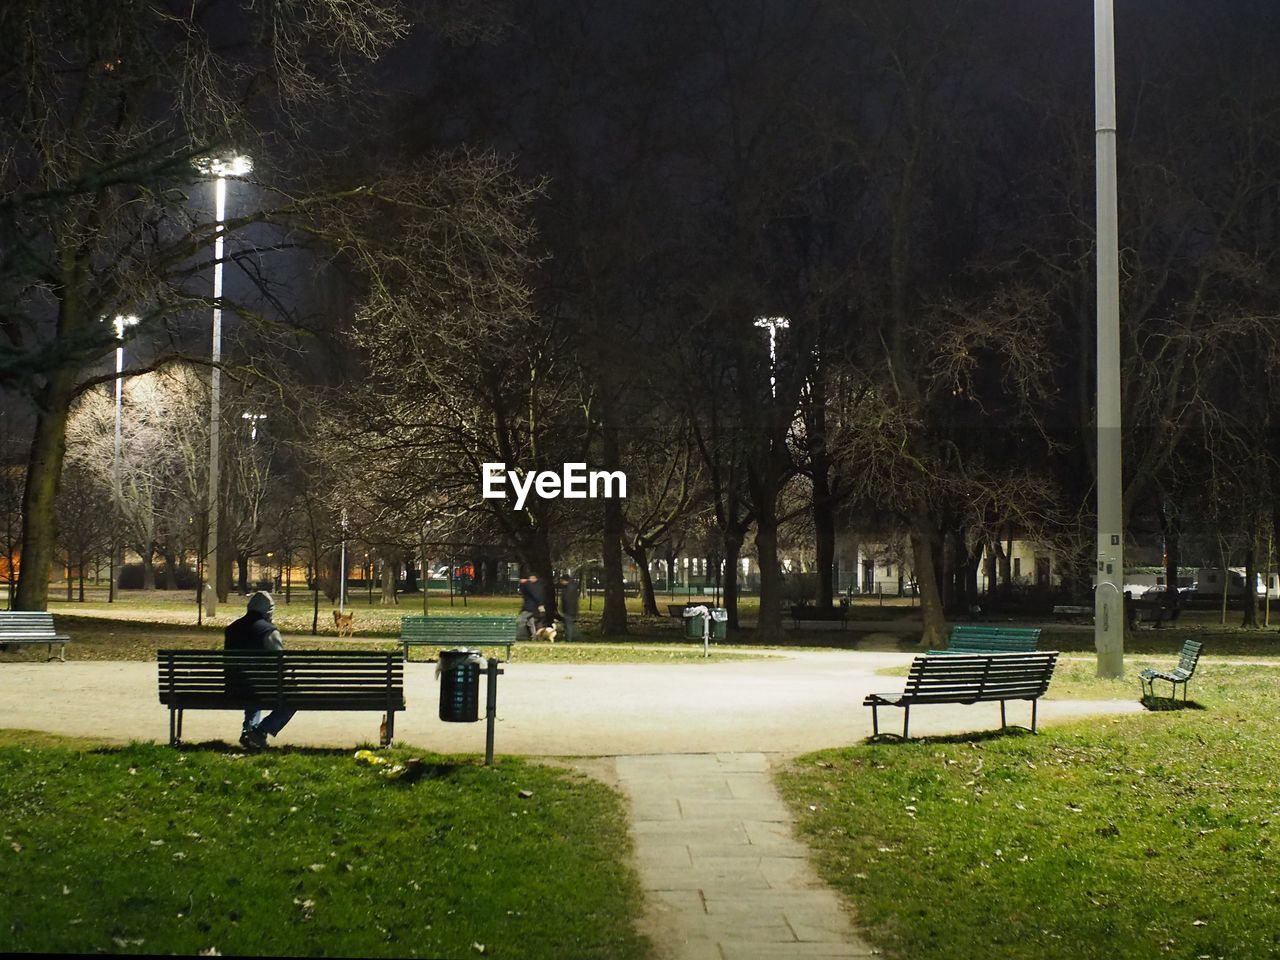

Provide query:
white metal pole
left=205, top=175, right=227, bottom=617
left=1094, top=0, right=1124, bottom=677
left=340, top=508, right=348, bottom=613
left=111, top=339, right=123, bottom=604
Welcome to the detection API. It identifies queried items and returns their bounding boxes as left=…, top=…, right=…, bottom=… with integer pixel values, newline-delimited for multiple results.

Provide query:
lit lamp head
left=195, top=154, right=253, bottom=178
left=112, top=314, right=139, bottom=340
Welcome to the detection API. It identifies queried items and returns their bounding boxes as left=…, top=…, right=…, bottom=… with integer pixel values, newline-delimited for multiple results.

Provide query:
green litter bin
left=684, top=608, right=728, bottom=640
left=438, top=649, right=483, bottom=722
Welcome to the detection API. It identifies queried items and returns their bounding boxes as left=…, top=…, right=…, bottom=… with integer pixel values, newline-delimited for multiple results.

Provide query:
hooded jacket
left=224, top=592, right=284, bottom=652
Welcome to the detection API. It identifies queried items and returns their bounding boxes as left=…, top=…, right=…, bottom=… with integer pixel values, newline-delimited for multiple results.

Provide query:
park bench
left=789, top=605, right=849, bottom=628
left=929, top=624, right=1040, bottom=655
left=863, top=651, right=1059, bottom=739
left=1130, top=599, right=1181, bottom=629
left=157, top=649, right=404, bottom=747
left=1139, top=639, right=1203, bottom=703
left=1052, top=604, right=1092, bottom=619
left=0, top=611, right=70, bottom=661
left=399, top=615, right=515, bottom=662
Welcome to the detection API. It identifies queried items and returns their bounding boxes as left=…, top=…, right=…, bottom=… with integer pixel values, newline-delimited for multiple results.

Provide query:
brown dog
left=332, top=610, right=355, bottom=638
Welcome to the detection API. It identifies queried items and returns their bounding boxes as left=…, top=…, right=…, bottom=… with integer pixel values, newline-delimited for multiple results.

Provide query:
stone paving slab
left=617, top=752, right=878, bottom=960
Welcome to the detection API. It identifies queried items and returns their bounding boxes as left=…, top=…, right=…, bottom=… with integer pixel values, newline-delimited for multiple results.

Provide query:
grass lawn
left=0, top=731, right=649, bottom=959
left=777, top=659, right=1280, bottom=960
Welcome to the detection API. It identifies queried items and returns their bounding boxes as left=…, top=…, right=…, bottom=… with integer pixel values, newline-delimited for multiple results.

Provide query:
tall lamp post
left=339, top=507, right=348, bottom=613
left=109, top=314, right=139, bottom=603
left=1094, top=0, right=1124, bottom=677
left=198, top=154, right=251, bottom=618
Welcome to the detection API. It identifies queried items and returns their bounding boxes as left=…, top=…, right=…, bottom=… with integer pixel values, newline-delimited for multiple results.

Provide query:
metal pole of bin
left=484, top=657, right=503, bottom=765
left=703, top=615, right=710, bottom=658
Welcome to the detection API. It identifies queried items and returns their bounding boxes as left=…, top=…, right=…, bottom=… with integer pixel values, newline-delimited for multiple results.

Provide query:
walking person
left=225, top=591, right=295, bottom=750
left=556, top=575, right=579, bottom=643
left=515, top=572, right=546, bottom=640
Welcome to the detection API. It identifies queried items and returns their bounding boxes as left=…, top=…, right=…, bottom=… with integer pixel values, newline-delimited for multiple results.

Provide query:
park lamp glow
left=108, top=313, right=139, bottom=340
left=194, top=154, right=252, bottom=178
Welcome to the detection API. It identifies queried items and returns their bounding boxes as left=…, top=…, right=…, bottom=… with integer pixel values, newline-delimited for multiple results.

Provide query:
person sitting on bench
left=225, top=591, right=294, bottom=751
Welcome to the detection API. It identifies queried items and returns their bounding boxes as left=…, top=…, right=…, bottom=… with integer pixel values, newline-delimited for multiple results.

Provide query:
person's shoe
left=240, top=727, right=268, bottom=751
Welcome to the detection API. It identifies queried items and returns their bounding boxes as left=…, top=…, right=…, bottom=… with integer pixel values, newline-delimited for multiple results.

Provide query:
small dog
left=533, top=623, right=558, bottom=643
left=332, top=610, right=355, bottom=638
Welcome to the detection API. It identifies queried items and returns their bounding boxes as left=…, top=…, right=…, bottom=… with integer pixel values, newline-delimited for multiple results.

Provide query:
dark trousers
left=243, top=708, right=296, bottom=736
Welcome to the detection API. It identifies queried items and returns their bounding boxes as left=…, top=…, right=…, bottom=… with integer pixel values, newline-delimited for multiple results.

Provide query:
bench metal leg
left=870, top=702, right=879, bottom=737
left=1000, top=701, right=1007, bottom=728
left=168, top=707, right=178, bottom=746
left=902, top=705, right=910, bottom=739
left=1031, top=699, right=1038, bottom=733
left=382, top=711, right=395, bottom=746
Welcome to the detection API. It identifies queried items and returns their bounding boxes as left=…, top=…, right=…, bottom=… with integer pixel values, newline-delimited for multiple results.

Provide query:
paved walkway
left=0, top=650, right=1139, bottom=754
left=616, top=752, right=874, bottom=960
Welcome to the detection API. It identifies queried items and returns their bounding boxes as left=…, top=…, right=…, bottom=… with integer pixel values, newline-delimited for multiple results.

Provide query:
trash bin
left=684, top=608, right=728, bottom=640
left=438, top=648, right=483, bottom=722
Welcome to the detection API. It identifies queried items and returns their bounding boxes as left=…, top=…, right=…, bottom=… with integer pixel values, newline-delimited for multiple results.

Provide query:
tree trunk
left=722, top=530, right=742, bottom=630
left=216, top=527, right=231, bottom=602
left=910, top=510, right=947, bottom=648
left=1242, top=537, right=1258, bottom=627
left=381, top=553, right=400, bottom=605
left=628, top=542, right=660, bottom=617
left=162, top=539, right=179, bottom=590
left=812, top=482, right=836, bottom=611
left=66, top=558, right=73, bottom=601
left=15, top=373, right=76, bottom=611
left=754, top=504, right=784, bottom=645
left=600, top=422, right=628, bottom=635
left=141, top=547, right=157, bottom=591
left=1163, top=519, right=1180, bottom=606
left=78, top=556, right=86, bottom=602
left=237, top=553, right=249, bottom=594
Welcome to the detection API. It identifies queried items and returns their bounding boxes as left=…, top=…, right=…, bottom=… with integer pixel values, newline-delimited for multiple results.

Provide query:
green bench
left=399, top=615, right=516, bottom=662
left=930, top=624, right=1040, bottom=655
left=157, top=649, right=404, bottom=746
left=0, top=611, right=70, bottom=661
left=864, top=652, right=1059, bottom=739
left=1139, top=639, right=1203, bottom=703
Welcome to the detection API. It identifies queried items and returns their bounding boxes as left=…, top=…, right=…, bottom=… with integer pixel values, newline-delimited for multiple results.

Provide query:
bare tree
left=0, top=0, right=406, bottom=609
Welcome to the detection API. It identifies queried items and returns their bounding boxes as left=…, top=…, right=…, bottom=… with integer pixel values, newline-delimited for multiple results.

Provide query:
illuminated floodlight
left=194, top=154, right=253, bottom=178
left=112, top=313, right=140, bottom=340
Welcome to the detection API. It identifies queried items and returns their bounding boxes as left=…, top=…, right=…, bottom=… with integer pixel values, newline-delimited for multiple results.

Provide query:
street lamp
left=241, top=412, right=266, bottom=441
left=754, top=316, right=789, bottom=398
left=1094, top=1, right=1124, bottom=677
left=108, top=313, right=139, bottom=604
left=197, top=154, right=251, bottom=617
